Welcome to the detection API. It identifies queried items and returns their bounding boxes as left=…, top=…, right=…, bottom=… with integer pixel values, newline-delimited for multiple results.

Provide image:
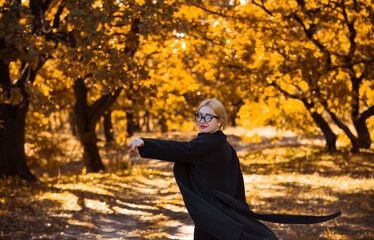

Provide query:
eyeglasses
left=195, top=113, right=220, bottom=123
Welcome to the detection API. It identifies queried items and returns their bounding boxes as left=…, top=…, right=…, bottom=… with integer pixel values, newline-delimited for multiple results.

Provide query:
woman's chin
left=199, top=128, right=213, bottom=133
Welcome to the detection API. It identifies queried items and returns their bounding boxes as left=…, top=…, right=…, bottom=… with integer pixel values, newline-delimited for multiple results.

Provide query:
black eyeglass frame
left=194, top=113, right=220, bottom=123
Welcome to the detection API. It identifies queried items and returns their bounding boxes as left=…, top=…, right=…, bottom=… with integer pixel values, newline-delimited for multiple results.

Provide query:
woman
left=128, top=98, right=340, bottom=240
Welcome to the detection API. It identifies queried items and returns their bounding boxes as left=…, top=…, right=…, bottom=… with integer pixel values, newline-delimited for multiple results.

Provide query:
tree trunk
left=0, top=60, right=36, bottom=181
left=69, top=111, right=77, bottom=136
left=0, top=103, right=37, bottom=181
left=144, top=110, right=151, bottom=132
left=103, top=111, right=114, bottom=142
left=310, top=111, right=338, bottom=151
left=270, top=82, right=338, bottom=151
left=326, top=108, right=360, bottom=152
left=353, top=115, right=372, bottom=149
left=303, top=100, right=337, bottom=151
left=158, top=110, right=168, bottom=133
left=80, top=129, right=105, bottom=172
left=74, top=113, right=105, bottom=172
left=230, top=99, right=244, bottom=127
left=73, top=77, right=105, bottom=172
left=349, top=74, right=372, bottom=149
left=126, top=112, right=140, bottom=137
left=73, top=77, right=122, bottom=172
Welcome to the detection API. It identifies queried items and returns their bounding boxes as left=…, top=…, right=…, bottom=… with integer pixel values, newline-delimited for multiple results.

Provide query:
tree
left=49, top=0, right=139, bottom=172
left=50, top=0, right=182, bottom=170
left=0, top=0, right=57, bottom=180
left=0, top=0, right=182, bottom=176
left=253, top=0, right=374, bottom=151
left=185, top=0, right=374, bottom=152
left=147, top=1, right=248, bottom=129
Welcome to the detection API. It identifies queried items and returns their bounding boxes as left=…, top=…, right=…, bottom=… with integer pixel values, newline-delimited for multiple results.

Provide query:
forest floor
left=1, top=127, right=374, bottom=240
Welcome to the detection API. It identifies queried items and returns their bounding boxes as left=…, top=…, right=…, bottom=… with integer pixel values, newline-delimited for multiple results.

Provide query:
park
left=1, top=0, right=373, bottom=239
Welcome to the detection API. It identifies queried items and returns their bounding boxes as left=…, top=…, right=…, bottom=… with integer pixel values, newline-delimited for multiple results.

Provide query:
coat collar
left=198, top=130, right=226, bottom=139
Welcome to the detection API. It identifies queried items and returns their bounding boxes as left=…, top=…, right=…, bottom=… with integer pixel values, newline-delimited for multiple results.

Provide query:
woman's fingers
left=127, top=139, right=136, bottom=150
left=127, top=138, right=144, bottom=151
left=137, top=139, right=144, bottom=147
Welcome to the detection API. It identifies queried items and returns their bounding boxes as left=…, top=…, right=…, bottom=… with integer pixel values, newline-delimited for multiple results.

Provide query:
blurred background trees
left=1, top=0, right=373, bottom=180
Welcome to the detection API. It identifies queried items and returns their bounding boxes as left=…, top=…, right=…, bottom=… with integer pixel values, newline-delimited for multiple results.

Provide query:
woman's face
left=196, top=106, right=221, bottom=133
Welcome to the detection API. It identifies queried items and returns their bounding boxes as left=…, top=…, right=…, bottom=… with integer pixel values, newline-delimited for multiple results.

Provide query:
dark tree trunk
left=103, top=111, right=114, bottom=142
left=73, top=77, right=122, bottom=172
left=144, top=110, right=151, bottom=132
left=230, top=99, right=244, bottom=127
left=271, top=82, right=338, bottom=151
left=0, top=103, right=37, bottom=181
left=0, top=0, right=56, bottom=181
left=303, top=100, right=337, bottom=151
left=326, top=108, right=360, bottom=152
left=80, top=128, right=105, bottom=172
left=310, top=111, right=338, bottom=151
left=349, top=74, right=372, bottom=149
left=354, top=107, right=373, bottom=149
left=73, top=78, right=105, bottom=172
left=69, top=111, right=77, bottom=136
left=354, top=121, right=371, bottom=149
left=126, top=112, right=140, bottom=137
left=158, top=110, right=168, bottom=133
left=126, top=112, right=135, bottom=137
left=0, top=60, right=36, bottom=181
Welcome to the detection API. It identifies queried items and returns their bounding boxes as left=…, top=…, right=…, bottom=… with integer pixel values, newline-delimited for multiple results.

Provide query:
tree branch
left=30, top=0, right=49, bottom=33
left=269, top=80, right=303, bottom=100
left=52, top=0, right=66, bottom=29
left=251, top=0, right=273, bottom=17
left=322, top=101, right=359, bottom=151
left=359, top=105, right=374, bottom=121
left=189, top=2, right=230, bottom=18
left=42, top=0, right=53, bottom=12
left=88, top=87, right=123, bottom=123
left=340, top=1, right=357, bottom=57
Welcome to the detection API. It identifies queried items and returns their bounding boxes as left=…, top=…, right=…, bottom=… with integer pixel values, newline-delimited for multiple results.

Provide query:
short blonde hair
left=197, top=98, right=228, bottom=130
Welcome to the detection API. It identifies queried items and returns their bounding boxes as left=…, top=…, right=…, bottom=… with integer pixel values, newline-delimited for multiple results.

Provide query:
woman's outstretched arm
left=127, top=137, right=211, bottom=163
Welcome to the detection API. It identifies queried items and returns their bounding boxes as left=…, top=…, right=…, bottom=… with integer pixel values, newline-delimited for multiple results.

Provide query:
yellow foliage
left=39, top=84, right=51, bottom=97
left=166, top=118, right=195, bottom=132
left=241, top=133, right=262, bottom=143
left=237, top=99, right=272, bottom=129
left=238, top=96, right=317, bottom=136
left=299, top=80, right=309, bottom=92
left=337, top=133, right=351, bottom=148
left=21, top=0, right=29, bottom=6
left=361, top=80, right=374, bottom=106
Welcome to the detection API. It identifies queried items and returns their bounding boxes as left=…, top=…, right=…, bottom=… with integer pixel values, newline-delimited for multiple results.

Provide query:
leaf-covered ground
left=1, top=129, right=374, bottom=239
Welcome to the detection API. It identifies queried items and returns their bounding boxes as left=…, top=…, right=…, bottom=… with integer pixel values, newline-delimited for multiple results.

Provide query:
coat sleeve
left=137, top=137, right=210, bottom=163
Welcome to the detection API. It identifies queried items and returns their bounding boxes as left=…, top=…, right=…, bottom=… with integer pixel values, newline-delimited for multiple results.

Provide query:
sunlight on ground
left=39, top=191, right=81, bottom=211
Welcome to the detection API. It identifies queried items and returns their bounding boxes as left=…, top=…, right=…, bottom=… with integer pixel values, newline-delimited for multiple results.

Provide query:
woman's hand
left=127, top=138, right=144, bottom=151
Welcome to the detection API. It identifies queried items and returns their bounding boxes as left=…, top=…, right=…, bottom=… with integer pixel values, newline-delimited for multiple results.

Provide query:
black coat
left=138, top=130, right=340, bottom=240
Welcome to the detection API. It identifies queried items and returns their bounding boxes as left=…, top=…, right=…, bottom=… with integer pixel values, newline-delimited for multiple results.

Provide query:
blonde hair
left=197, top=98, right=228, bottom=130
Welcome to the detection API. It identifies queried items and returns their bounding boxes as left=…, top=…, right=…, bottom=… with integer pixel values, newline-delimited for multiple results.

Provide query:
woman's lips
left=200, top=125, right=208, bottom=129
